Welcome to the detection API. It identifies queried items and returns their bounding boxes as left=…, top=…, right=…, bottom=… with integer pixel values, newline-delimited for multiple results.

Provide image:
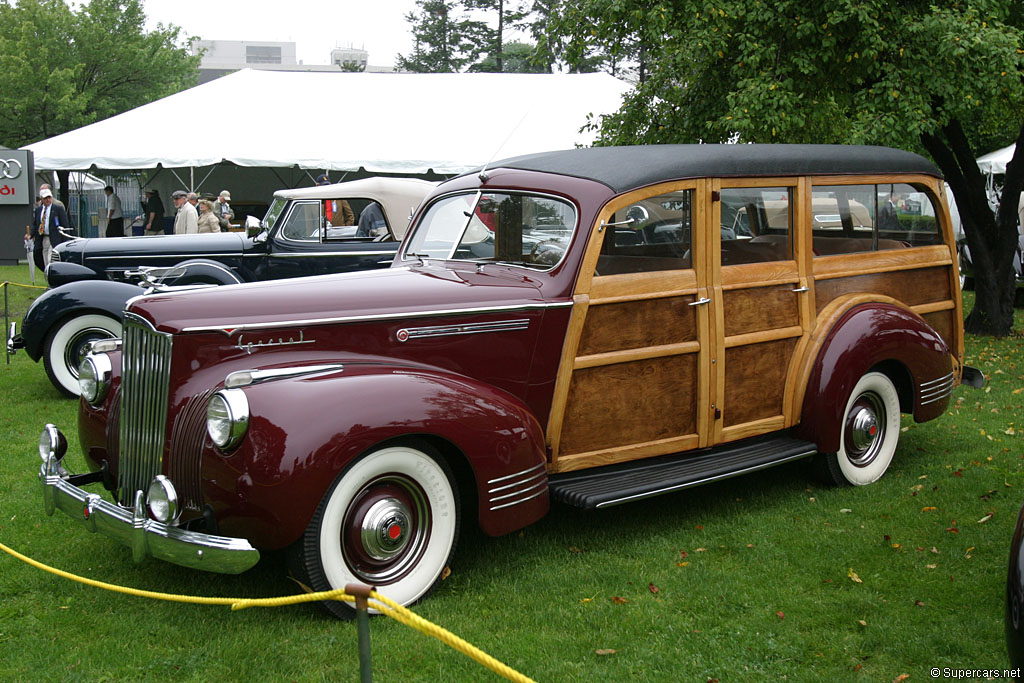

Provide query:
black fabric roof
left=488, top=144, right=941, bottom=193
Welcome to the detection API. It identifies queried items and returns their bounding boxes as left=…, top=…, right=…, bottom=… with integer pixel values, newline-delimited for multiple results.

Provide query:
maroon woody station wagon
left=35, top=145, right=982, bottom=617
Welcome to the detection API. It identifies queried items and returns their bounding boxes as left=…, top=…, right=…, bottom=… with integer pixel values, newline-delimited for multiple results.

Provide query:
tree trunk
left=921, top=117, right=1023, bottom=336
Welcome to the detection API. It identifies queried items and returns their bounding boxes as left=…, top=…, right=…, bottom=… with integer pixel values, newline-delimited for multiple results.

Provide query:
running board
left=548, top=435, right=818, bottom=509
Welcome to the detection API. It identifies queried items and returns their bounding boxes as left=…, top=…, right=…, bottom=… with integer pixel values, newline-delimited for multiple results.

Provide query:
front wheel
left=820, top=372, right=901, bottom=486
left=291, top=441, right=460, bottom=619
left=42, top=313, right=122, bottom=398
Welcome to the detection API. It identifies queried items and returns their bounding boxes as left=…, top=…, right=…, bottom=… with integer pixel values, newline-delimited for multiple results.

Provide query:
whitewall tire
left=42, top=313, right=122, bottom=398
left=822, top=372, right=901, bottom=486
left=293, top=441, right=460, bottom=619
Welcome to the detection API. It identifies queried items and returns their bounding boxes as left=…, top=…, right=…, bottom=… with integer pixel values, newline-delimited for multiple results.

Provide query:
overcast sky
left=142, top=0, right=421, bottom=68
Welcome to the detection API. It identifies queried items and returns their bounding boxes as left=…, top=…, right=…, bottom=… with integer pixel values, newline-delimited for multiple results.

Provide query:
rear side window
left=595, top=190, right=693, bottom=276
left=811, top=183, right=941, bottom=255
left=719, top=187, right=793, bottom=265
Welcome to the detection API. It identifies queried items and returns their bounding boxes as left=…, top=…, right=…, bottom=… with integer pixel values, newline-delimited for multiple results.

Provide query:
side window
left=811, top=183, right=941, bottom=256
left=595, top=190, right=693, bottom=276
left=719, top=186, right=793, bottom=266
left=324, top=199, right=393, bottom=241
left=279, top=201, right=321, bottom=242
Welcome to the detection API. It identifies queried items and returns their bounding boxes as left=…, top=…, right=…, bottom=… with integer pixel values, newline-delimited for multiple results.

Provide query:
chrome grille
left=117, top=312, right=173, bottom=505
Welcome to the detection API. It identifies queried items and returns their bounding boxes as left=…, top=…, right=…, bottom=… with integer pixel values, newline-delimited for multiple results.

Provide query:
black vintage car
left=7, top=177, right=435, bottom=396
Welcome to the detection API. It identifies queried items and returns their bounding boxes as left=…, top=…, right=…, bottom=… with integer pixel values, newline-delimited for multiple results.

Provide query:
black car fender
left=157, top=259, right=246, bottom=286
left=20, top=280, right=141, bottom=361
left=46, top=261, right=104, bottom=288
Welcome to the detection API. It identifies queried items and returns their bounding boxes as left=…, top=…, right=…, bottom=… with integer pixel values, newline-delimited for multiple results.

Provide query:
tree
left=396, top=0, right=485, bottom=72
left=548, top=0, right=1024, bottom=335
left=0, top=0, right=199, bottom=204
left=464, top=0, right=527, bottom=72
left=469, top=40, right=549, bottom=72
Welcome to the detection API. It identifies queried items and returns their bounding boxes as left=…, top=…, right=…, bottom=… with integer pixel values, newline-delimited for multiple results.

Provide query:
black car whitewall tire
left=822, top=372, right=901, bottom=486
left=42, top=313, right=122, bottom=398
left=293, top=441, right=459, bottom=619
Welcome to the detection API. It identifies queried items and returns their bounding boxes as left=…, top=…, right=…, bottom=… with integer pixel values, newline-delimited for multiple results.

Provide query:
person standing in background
left=31, top=188, right=71, bottom=271
left=172, top=190, right=198, bottom=234
left=212, top=190, right=233, bottom=231
left=104, top=185, right=124, bottom=237
left=142, top=189, right=165, bottom=235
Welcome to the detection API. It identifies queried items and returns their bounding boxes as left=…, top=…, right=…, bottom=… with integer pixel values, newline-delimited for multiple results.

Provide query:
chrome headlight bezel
left=146, top=474, right=180, bottom=524
left=206, top=389, right=250, bottom=451
left=79, top=353, right=112, bottom=405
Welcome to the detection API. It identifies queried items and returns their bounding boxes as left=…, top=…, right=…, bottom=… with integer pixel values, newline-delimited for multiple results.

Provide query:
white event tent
left=977, top=143, right=1016, bottom=176
left=25, top=69, right=630, bottom=185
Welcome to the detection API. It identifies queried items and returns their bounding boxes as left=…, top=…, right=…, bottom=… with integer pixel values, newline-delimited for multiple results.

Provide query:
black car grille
left=117, top=312, right=173, bottom=505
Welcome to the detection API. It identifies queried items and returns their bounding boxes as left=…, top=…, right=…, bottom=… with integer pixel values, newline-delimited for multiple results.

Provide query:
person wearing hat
left=141, top=188, right=165, bottom=236
left=171, top=189, right=198, bottom=235
left=197, top=199, right=221, bottom=233
left=31, top=188, right=72, bottom=272
left=316, top=173, right=354, bottom=227
left=212, top=190, right=233, bottom=230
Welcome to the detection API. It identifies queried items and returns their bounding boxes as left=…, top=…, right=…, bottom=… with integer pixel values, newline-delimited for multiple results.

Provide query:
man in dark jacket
left=31, top=188, right=71, bottom=272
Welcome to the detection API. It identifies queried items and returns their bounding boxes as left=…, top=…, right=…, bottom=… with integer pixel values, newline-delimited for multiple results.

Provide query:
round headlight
left=147, top=475, right=179, bottom=523
left=79, top=354, right=111, bottom=405
left=38, top=424, right=67, bottom=463
left=206, top=389, right=249, bottom=450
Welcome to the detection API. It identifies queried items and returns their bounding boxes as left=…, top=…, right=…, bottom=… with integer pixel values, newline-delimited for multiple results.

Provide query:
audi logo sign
left=0, top=151, right=30, bottom=206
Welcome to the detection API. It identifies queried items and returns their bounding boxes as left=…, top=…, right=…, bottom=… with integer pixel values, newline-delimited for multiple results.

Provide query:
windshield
left=403, top=191, right=577, bottom=270
left=263, top=197, right=288, bottom=232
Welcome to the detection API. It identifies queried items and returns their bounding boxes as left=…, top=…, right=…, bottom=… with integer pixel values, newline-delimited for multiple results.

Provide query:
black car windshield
left=263, top=197, right=288, bottom=232
left=403, top=191, right=577, bottom=270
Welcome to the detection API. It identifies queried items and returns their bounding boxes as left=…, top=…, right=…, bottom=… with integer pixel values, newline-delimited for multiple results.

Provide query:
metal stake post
left=346, top=583, right=375, bottom=683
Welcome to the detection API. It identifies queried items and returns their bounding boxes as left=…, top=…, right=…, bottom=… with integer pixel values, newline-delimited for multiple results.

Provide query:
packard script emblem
left=237, top=330, right=314, bottom=355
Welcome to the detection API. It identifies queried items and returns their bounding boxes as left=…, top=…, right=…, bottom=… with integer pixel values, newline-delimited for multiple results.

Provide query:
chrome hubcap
left=845, top=393, right=885, bottom=467
left=360, top=498, right=411, bottom=561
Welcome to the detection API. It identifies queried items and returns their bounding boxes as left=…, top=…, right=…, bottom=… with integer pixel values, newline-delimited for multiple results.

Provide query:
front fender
left=795, top=300, right=953, bottom=453
left=162, top=259, right=246, bottom=285
left=46, top=261, right=103, bottom=288
left=202, top=363, right=548, bottom=549
left=20, top=280, right=140, bottom=361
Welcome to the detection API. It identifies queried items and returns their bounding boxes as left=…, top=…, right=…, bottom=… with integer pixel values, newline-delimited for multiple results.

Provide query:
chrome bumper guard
left=39, top=454, right=260, bottom=575
left=7, top=321, right=23, bottom=355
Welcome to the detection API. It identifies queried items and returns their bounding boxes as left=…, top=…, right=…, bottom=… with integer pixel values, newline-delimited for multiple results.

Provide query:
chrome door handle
left=791, top=286, right=809, bottom=293
left=688, top=297, right=711, bottom=306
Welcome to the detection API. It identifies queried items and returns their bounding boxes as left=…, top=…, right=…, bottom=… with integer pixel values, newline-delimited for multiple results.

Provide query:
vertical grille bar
left=117, top=312, right=173, bottom=505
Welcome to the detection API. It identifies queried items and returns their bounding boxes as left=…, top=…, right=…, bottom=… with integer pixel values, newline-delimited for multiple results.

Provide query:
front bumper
left=38, top=451, right=260, bottom=575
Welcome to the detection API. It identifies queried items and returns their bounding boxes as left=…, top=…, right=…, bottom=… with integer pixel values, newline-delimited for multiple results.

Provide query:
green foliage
left=0, top=0, right=199, bottom=147
left=469, top=40, right=549, bottom=73
left=396, top=0, right=487, bottom=73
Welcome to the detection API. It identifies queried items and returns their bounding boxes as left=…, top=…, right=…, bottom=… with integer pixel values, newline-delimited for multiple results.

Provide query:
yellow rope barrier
left=0, top=539, right=534, bottom=682
left=1, top=280, right=48, bottom=290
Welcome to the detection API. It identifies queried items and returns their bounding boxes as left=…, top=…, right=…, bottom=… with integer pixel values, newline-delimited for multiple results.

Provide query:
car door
left=709, top=178, right=813, bottom=445
left=548, top=181, right=715, bottom=473
left=263, top=199, right=400, bottom=280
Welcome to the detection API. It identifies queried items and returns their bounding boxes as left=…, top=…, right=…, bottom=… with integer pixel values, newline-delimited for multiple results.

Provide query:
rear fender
left=794, top=299, right=953, bottom=453
left=201, top=363, right=549, bottom=549
left=20, top=280, right=139, bottom=361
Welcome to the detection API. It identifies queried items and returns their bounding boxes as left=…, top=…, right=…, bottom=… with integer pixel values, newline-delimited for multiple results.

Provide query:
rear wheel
left=291, top=441, right=460, bottom=619
left=820, top=372, right=901, bottom=486
left=42, top=313, right=122, bottom=398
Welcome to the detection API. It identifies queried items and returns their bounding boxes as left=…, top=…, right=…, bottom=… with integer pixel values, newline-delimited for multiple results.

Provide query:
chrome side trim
left=225, top=363, right=345, bottom=388
left=183, top=301, right=574, bottom=334
left=91, top=253, right=241, bottom=261
left=486, top=463, right=548, bottom=511
left=397, top=319, right=529, bottom=342
left=269, top=251, right=397, bottom=258
left=487, top=462, right=546, bottom=485
left=919, top=372, right=955, bottom=406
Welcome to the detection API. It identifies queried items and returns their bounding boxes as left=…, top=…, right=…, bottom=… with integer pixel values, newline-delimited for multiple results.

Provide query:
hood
left=128, top=263, right=548, bottom=335
left=64, top=232, right=249, bottom=262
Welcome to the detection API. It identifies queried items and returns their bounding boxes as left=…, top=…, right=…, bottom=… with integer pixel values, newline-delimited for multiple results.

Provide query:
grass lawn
left=1, top=263, right=1022, bottom=681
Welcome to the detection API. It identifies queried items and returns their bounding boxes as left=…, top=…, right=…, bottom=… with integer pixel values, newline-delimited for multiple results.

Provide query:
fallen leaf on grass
left=569, top=546, right=582, bottom=554
left=857, top=620, right=867, bottom=627
left=677, top=562, right=690, bottom=567
left=611, top=596, right=629, bottom=604
left=978, top=514, right=993, bottom=524
left=848, top=568, right=863, bottom=584
left=776, top=611, right=785, bottom=620
left=695, top=547, right=707, bottom=552
left=840, top=508, right=852, bottom=513
left=595, top=649, right=617, bottom=656
left=679, top=550, right=689, bottom=559
left=966, top=546, right=974, bottom=558
left=914, top=600, right=926, bottom=607
left=441, top=566, right=451, bottom=580
left=926, top=564, right=937, bottom=569
left=648, top=583, right=660, bottom=595
left=922, top=506, right=936, bottom=512
left=895, top=675, right=910, bottom=682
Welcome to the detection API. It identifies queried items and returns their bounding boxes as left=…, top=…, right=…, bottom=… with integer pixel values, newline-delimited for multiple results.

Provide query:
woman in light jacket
left=197, top=199, right=220, bottom=233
